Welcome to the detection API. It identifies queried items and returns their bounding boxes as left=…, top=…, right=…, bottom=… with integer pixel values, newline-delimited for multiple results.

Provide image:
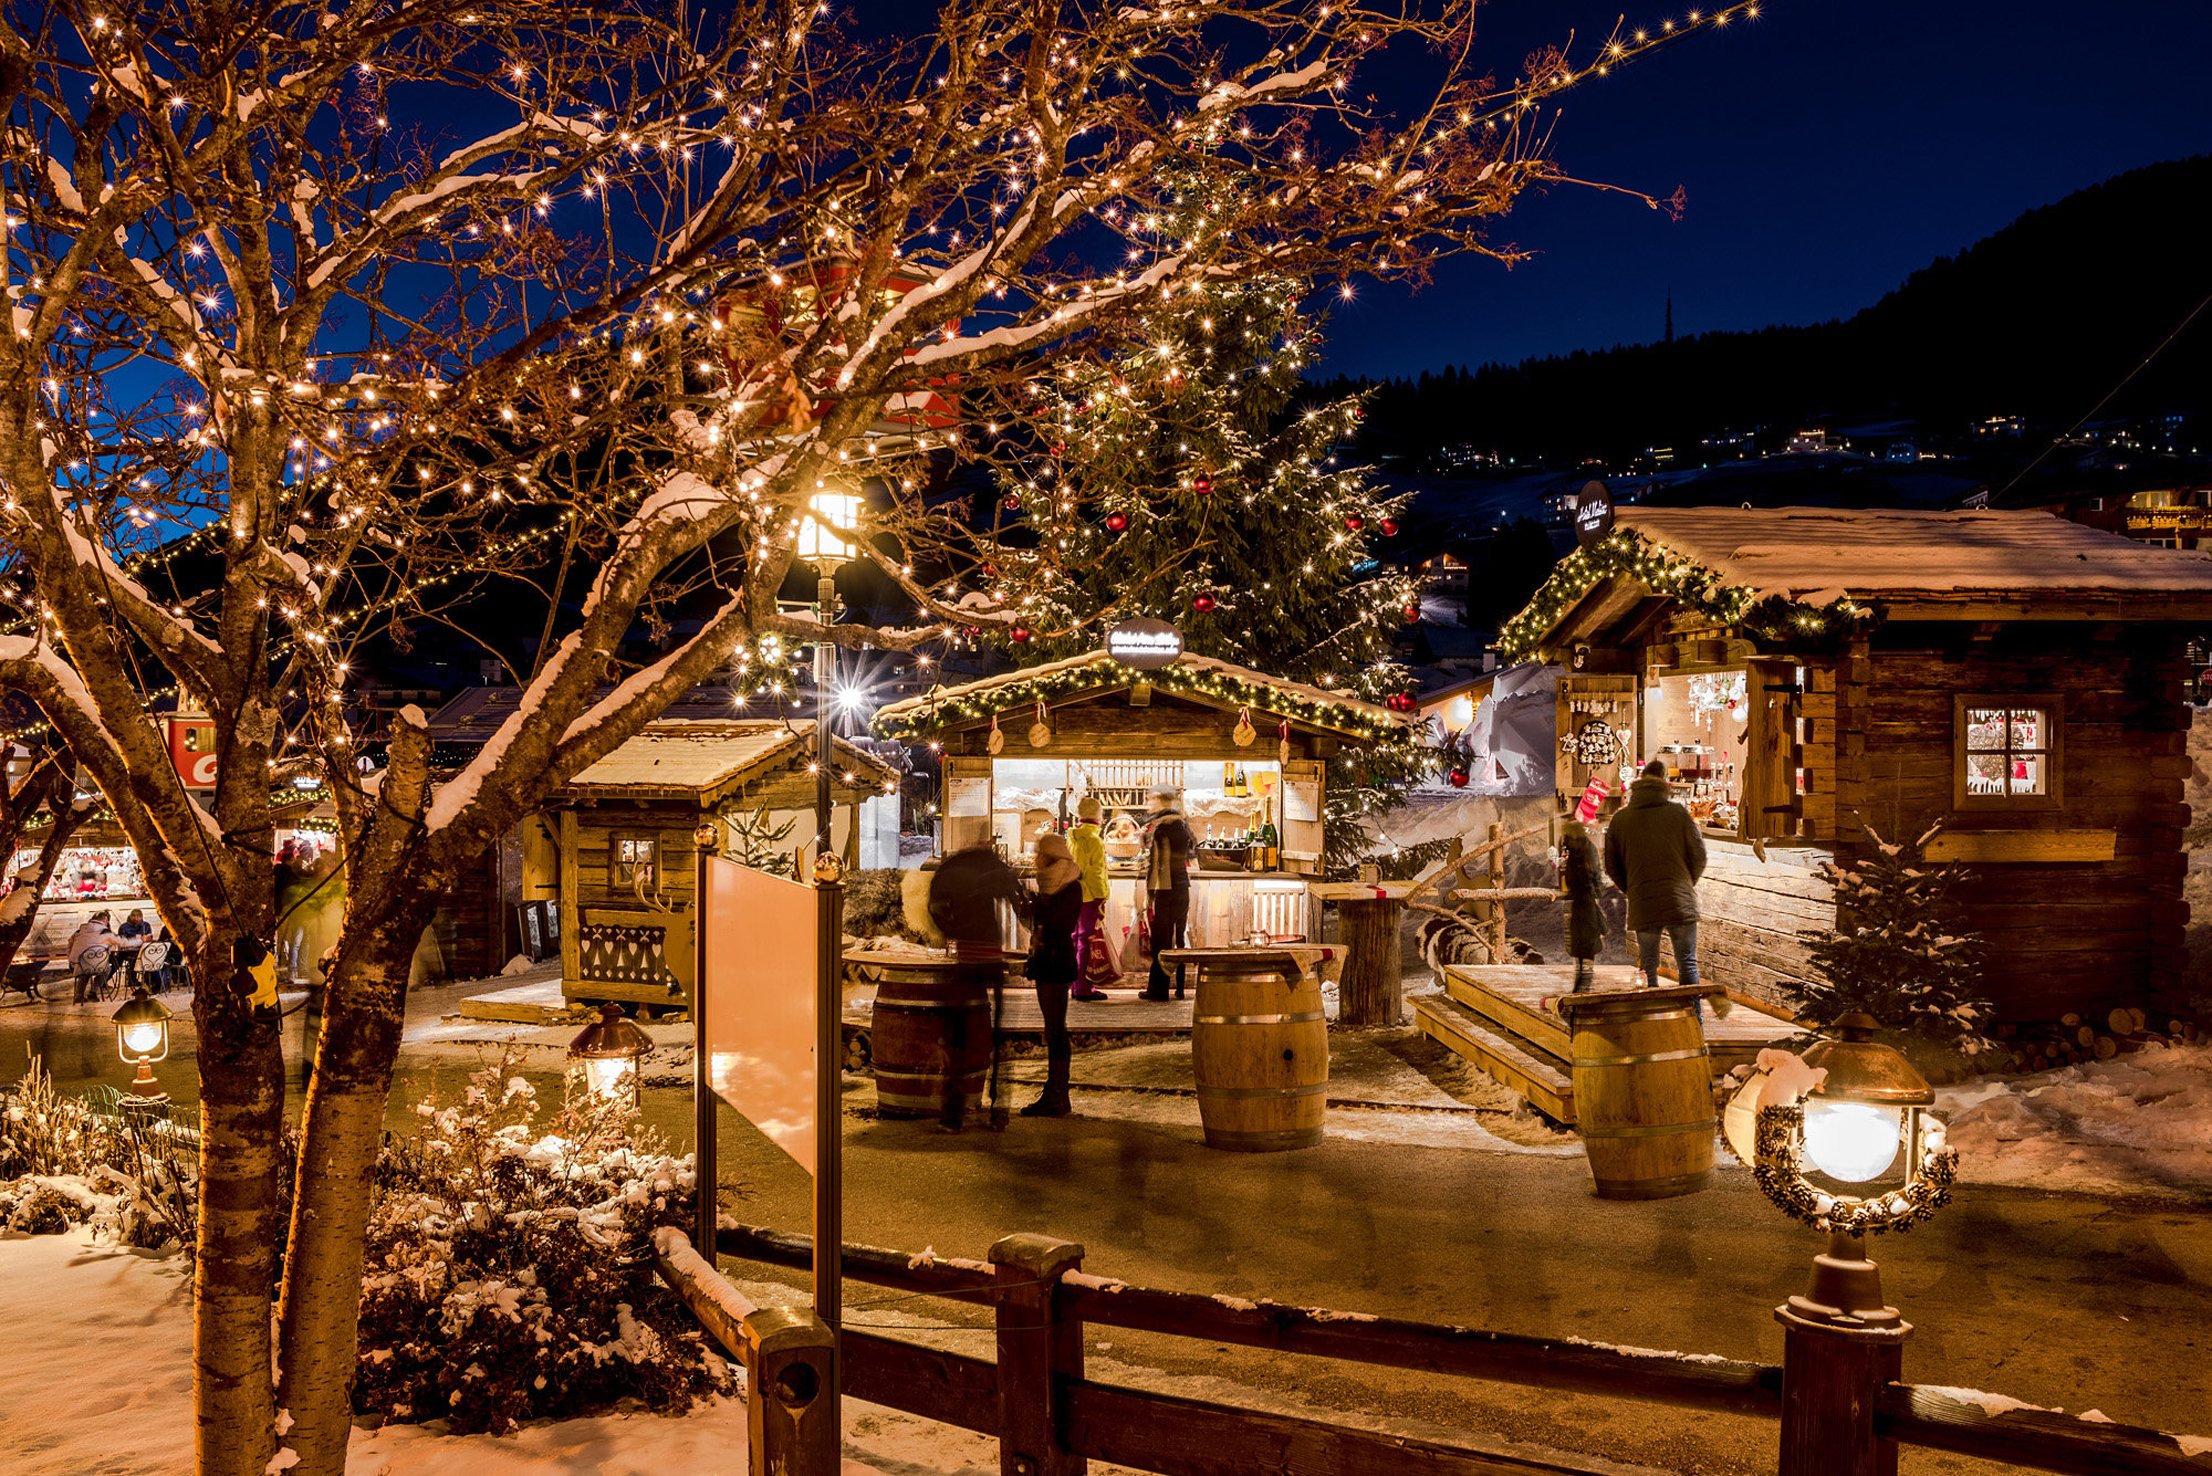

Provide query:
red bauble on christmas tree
left=1011, top=625, right=1032, bottom=643
left=1105, top=511, right=1128, bottom=532
left=1191, top=592, right=1217, bottom=613
left=1344, top=514, right=1364, bottom=531
left=1380, top=518, right=1399, bottom=537
left=1403, top=602, right=1420, bottom=624
left=1447, top=767, right=1469, bottom=788
left=1192, top=474, right=1213, bottom=496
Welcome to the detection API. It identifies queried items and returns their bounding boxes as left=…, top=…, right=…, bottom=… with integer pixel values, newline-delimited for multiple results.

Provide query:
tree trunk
left=1337, top=898, right=1405, bottom=1026
left=192, top=926, right=288, bottom=1476
left=275, top=897, right=430, bottom=1475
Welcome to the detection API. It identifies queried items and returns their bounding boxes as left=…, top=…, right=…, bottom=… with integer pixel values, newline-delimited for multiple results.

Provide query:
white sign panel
left=701, top=854, right=819, bottom=1175
left=1285, top=779, right=1322, bottom=823
left=947, top=775, right=991, bottom=818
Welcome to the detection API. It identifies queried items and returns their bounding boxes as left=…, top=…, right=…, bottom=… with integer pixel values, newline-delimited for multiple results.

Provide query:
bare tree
left=0, top=0, right=1592, bottom=1468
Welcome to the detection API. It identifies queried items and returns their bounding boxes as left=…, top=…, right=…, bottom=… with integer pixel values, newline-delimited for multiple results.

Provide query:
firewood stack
left=1987, top=1008, right=2205, bottom=1074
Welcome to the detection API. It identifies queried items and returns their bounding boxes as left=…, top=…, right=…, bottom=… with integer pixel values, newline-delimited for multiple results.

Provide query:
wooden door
left=942, top=755, right=993, bottom=853
left=1743, top=660, right=1802, bottom=840
left=1280, top=759, right=1326, bottom=875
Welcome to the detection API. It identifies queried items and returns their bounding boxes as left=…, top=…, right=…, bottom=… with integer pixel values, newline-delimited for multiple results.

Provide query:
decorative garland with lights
left=1752, top=1103, right=1959, bottom=1237
left=1498, top=529, right=1870, bottom=663
left=876, top=656, right=1411, bottom=746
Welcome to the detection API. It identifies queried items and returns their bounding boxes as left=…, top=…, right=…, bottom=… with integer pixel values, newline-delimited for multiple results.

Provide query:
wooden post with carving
left=991, top=1233, right=1088, bottom=1476
left=742, top=1306, right=839, bottom=1476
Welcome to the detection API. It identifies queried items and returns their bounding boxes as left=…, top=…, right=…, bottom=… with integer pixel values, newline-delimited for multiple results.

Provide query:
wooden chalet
left=1505, top=506, right=2212, bottom=1023
left=531, top=719, right=900, bottom=1007
left=875, top=652, right=1411, bottom=947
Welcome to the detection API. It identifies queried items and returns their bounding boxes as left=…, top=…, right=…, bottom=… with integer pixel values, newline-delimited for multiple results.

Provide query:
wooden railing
left=663, top=1220, right=2207, bottom=1476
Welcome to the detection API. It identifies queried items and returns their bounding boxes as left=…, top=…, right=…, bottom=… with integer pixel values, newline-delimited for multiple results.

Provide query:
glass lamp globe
left=1802, top=1099, right=1904, bottom=1182
left=112, top=987, right=173, bottom=1063
left=799, top=490, right=860, bottom=566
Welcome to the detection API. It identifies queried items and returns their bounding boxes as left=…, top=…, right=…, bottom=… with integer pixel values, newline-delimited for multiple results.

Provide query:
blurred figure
left=1139, top=785, right=1192, bottom=1001
left=1022, top=833, right=1083, bottom=1118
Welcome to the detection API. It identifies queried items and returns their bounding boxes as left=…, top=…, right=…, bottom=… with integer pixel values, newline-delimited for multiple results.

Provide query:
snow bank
left=1939, top=1042, right=2212, bottom=1199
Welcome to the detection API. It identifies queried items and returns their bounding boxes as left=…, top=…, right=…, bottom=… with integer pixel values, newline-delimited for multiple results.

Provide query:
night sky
left=1319, top=0, right=2212, bottom=380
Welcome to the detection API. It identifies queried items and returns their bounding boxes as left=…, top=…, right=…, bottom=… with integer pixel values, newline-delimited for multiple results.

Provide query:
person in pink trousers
left=1068, top=795, right=1113, bottom=1000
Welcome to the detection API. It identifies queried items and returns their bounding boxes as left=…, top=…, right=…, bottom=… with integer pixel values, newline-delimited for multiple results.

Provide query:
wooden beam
left=1924, top=829, right=2118, bottom=863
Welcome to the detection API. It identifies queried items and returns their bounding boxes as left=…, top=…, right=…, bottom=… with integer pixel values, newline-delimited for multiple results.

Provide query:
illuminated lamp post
left=1753, top=1012, right=1959, bottom=1476
left=567, top=1003, right=653, bottom=1110
left=798, top=489, right=859, bottom=863
left=112, top=987, right=174, bottom=1104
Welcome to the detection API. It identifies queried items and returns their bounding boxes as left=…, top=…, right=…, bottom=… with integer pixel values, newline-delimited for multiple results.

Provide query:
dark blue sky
left=1319, top=0, right=2212, bottom=379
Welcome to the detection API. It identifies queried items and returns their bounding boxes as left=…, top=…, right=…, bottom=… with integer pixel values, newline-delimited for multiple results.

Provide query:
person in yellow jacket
left=1068, top=795, right=1114, bottom=1000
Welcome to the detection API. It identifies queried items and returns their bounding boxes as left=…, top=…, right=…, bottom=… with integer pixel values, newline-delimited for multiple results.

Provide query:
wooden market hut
left=531, top=719, right=901, bottom=1007
left=873, top=651, right=1412, bottom=947
left=1502, top=506, right=2212, bottom=1024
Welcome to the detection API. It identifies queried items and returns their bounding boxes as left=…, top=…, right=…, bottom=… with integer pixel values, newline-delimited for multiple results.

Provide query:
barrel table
left=869, top=953, right=1014, bottom=1123
left=1162, top=946, right=1335, bottom=1152
left=1556, top=984, right=1724, bottom=1199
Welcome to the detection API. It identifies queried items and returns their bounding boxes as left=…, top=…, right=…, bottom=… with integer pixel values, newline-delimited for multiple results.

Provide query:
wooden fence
left=653, top=1220, right=2207, bottom=1476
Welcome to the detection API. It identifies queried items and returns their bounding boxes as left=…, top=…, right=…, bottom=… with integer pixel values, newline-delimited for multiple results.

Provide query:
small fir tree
left=1799, top=822, right=1994, bottom=1056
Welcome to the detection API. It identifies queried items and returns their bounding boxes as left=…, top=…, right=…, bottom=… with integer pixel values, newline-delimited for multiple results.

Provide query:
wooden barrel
left=1190, top=956, right=1329, bottom=1151
left=871, top=956, right=1005, bottom=1120
left=1562, top=986, right=1716, bottom=1199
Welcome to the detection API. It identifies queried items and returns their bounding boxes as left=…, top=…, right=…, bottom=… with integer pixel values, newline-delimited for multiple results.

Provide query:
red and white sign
left=165, top=713, right=219, bottom=789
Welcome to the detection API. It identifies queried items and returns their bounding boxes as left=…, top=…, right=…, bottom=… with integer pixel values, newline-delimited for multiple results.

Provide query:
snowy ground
left=0, top=1225, right=1654, bottom=1476
left=1936, top=1042, right=2212, bottom=1200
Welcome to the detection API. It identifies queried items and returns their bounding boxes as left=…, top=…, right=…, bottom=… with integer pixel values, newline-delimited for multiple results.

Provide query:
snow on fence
left=695, top=1220, right=2210, bottom=1476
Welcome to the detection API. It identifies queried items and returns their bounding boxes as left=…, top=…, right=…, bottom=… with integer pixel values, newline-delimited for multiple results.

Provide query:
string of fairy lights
left=0, top=0, right=1780, bottom=774
left=1497, top=528, right=1870, bottom=662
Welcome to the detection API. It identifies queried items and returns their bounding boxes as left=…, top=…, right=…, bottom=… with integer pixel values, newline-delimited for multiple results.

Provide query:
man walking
left=1603, top=758, right=1707, bottom=994
left=1139, top=784, right=1193, bottom=1001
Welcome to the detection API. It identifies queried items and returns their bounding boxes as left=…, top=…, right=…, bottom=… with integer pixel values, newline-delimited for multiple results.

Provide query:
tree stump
left=1336, top=897, right=1405, bottom=1027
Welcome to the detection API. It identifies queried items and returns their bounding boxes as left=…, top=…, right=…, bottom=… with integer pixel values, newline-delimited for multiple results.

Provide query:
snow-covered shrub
left=352, top=1054, right=730, bottom=1435
left=0, top=1058, right=197, bottom=1249
left=1800, top=822, right=1996, bottom=1059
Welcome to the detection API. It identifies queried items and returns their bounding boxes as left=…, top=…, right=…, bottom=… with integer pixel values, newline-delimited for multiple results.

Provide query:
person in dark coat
left=927, top=845, right=1027, bottom=1130
left=1021, top=834, right=1084, bottom=1117
left=1559, top=819, right=1606, bottom=991
left=1602, top=758, right=1707, bottom=993
left=1139, top=786, right=1194, bottom=1001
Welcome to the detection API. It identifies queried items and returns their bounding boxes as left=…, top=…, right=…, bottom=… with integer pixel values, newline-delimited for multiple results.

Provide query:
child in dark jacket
left=1560, top=818, right=1606, bottom=992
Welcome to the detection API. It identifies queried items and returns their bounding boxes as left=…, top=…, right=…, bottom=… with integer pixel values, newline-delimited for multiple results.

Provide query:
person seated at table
left=67, top=911, right=115, bottom=1003
left=117, top=909, right=153, bottom=942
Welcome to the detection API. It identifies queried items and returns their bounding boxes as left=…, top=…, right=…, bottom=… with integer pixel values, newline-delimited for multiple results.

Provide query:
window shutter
left=1280, top=758, right=1326, bottom=875
left=942, top=755, right=994, bottom=853
left=1743, top=660, right=1802, bottom=840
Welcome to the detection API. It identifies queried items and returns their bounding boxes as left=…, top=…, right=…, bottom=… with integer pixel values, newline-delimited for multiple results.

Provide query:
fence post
left=990, top=1233, right=1087, bottom=1476
left=1776, top=1236, right=1912, bottom=1476
left=742, top=1307, right=838, bottom=1476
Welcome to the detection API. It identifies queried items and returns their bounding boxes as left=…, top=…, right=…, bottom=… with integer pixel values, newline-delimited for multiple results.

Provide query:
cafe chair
left=137, top=940, right=172, bottom=994
left=74, top=944, right=118, bottom=1003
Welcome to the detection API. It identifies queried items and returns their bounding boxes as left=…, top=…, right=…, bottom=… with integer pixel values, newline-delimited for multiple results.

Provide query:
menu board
left=1284, top=779, right=1322, bottom=823
left=947, top=776, right=991, bottom=818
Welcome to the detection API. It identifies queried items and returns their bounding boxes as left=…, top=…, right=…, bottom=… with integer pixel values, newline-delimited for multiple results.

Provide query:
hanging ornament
left=1278, top=720, right=1291, bottom=766
left=1105, top=511, right=1129, bottom=532
left=986, top=714, right=1005, bottom=755
left=1193, top=475, right=1213, bottom=496
left=1232, top=707, right=1256, bottom=748
left=1028, top=700, right=1054, bottom=749
left=1403, top=603, right=1420, bottom=625
left=1192, top=592, right=1217, bottom=613
left=1344, top=514, right=1364, bottom=532
left=1011, top=625, right=1032, bottom=643
left=1380, top=518, right=1399, bottom=537
left=1447, top=766, right=1469, bottom=789
left=1003, top=494, right=1021, bottom=510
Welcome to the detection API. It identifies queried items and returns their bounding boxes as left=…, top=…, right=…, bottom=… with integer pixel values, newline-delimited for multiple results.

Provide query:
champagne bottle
left=1233, top=763, right=1247, bottom=798
left=1259, top=800, right=1280, bottom=871
left=1223, top=761, right=1234, bottom=795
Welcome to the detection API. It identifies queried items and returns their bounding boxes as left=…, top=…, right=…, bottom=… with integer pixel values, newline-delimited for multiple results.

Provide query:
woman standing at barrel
left=1021, top=834, right=1084, bottom=1117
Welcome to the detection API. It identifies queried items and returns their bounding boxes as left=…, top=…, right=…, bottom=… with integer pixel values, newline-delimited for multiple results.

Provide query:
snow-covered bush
left=1800, top=822, right=1996, bottom=1059
left=0, top=1058, right=197, bottom=1249
left=352, top=1055, right=731, bottom=1435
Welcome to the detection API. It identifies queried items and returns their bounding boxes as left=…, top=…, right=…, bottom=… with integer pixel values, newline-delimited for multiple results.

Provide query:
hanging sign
left=166, top=710, right=220, bottom=789
left=1107, top=617, right=1184, bottom=670
left=1574, top=482, right=1614, bottom=547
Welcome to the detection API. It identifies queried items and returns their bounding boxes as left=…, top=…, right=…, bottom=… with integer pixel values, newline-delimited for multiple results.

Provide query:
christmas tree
left=972, top=195, right=1433, bottom=871
left=1799, top=823, right=1994, bottom=1056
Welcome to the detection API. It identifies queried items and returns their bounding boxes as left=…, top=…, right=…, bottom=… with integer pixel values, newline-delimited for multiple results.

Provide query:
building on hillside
left=1502, top=505, right=2212, bottom=1024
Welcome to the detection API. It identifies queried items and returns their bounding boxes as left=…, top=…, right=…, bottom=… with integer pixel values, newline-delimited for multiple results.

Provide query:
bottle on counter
left=1259, top=800, right=1280, bottom=871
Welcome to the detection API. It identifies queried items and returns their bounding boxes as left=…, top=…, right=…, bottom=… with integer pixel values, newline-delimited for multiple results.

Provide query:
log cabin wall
left=1830, top=623, right=2191, bottom=1023
left=1694, top=839, right=1833, bottom=1013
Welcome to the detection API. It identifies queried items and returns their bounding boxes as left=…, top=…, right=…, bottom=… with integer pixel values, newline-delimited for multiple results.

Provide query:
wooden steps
left=1416, top=964, right=1805, bottom=1124
left=1413, top=994, right=1576, bottom=1123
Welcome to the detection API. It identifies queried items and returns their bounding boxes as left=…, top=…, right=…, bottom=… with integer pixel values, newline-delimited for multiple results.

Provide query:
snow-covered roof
left=1617, top=507, right=2212, bottom=606
left=563, top=720, right=897, bottom=804
left=873, top=649, right=1409, bottom=739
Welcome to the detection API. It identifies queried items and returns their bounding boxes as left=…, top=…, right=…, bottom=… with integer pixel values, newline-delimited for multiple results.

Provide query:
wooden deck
left=845, top=981, right=1201, bottom=1037
left=1417, top=964, right=1805, bottom=1124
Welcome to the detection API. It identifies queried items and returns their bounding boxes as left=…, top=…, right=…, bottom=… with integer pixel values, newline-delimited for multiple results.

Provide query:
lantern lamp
left=799, top=490, right=860, bottom=570
left=568, top=1003, right=654, bottom=1109
left=112, top=987, right=174, bottom=1101
left=1753, top=1014, right=1957, bottom=1335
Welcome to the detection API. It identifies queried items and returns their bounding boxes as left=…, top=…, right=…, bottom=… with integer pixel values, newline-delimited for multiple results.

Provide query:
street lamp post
left=798, top=489, right=859, bottom=865
left=1753, top=1013, right=1958, bottom=1476
left=112, top=987, right=174, bottom=1104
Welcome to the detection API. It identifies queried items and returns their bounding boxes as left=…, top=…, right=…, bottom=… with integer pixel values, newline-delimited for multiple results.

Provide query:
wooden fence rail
left=703, top=1221, right=2207, bottom=1476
